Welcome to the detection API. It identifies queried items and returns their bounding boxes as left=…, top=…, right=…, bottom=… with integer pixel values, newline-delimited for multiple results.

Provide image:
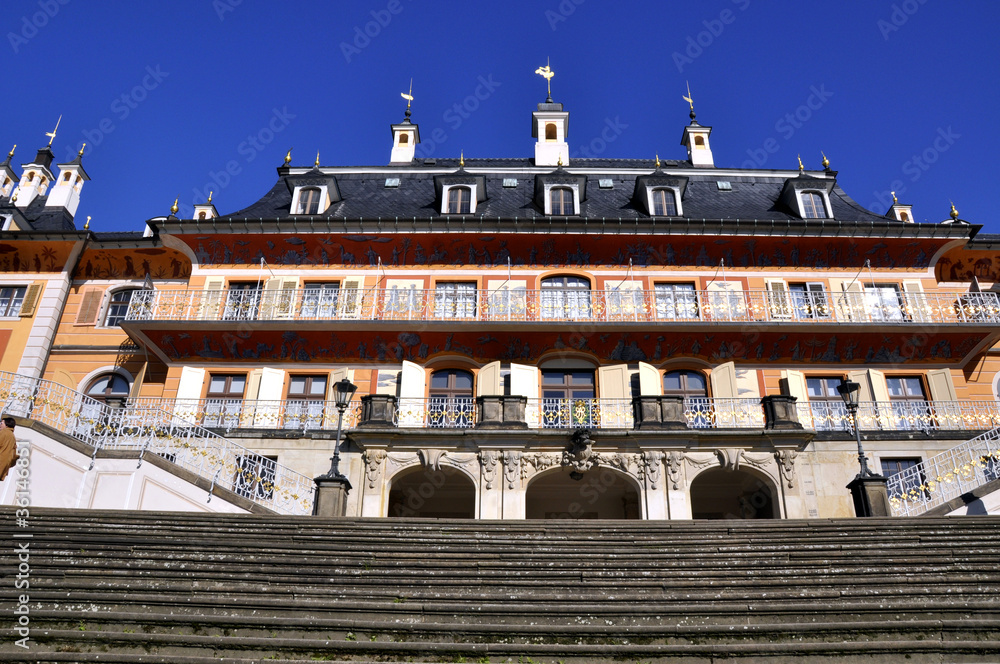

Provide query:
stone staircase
left=2, top=507, right=1000, bottom=663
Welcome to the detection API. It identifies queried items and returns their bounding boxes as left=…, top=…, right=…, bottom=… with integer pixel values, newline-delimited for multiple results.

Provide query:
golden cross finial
left=11, top=191, right=18, bottom=203
left=557, top=154, right=563, bottom=167
left=84, top=216, right=91, bottom=230
left=682, top=81, right=694, bottom=111
left=208, top=190, right=213, bottom=203
left=891, top=191, right=898, bottom=204
left=535, top=58, right=554, bottom=100
left=7, top=145, right=14, bottom=159
left=46, top=115, right=62, bottom=147
left=78, top=143, right=86, bottom=157
left=170, top=198, right=179, bottom=215
left=284, top=148, right=292, bottom=165
left=655, top=154, right=661, bottom=169
left=797, top=154, right=804, bottom=171
left=821, top=151, right=829, bottom=169
left=401, top=79, right=414, bottom=110
left=315, top=151, right=320, bottom=168
left=950, top=202, right=959, bottom=219
left=459, top=150, right=464, bottom=167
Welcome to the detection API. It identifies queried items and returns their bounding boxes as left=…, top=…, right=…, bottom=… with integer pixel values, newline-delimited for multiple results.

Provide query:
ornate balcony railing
left=798, top=400, right=1000, bottom=432
left=887, top=427, right=1000, bottom=517
left=129, top=397, right=364, bottom=433
left=0, top=371, right=315, bottom=515
left=125, top=287, right=1000, bottom=327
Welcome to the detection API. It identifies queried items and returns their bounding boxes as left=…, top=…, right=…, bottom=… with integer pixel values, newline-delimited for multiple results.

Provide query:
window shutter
left=339, top=276, right=364, bottom=318
left=18, top=284, right=41, bottom=317
left=638, top=361, right=662, bottom=396
left=709, top=361, right=737, bottom=399
left=926, top=369, right=958, bottom=402
left=782, top=370, right=808, bottom=402
left=839, top=280, right=865, bottom=321
left=510, top=363, right=540, bottom=427
left=902, top=280, right=926, bottom=322
left=173, top=367, right=206, bottom=423
left=200, top=277, right=226, bottom=320
left=847, top=370, right=874, bottom=402
left=252, top=368, right=285, bottom=427
left=735, top=369, right=761, bottom=399
left=766, top=280, right=790, bottom=318
left=75, top=288, right=104, bottom=325
left=477, top=360, right=502, bottom=396
left=261, top=277, right=299, bottom=319
left=867, top=369, right=890, bottom=402
left=398, top=360, right=426, bottom=426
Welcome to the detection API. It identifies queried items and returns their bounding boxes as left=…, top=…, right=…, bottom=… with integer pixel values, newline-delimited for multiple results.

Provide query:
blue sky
left=5, top=0, right=998, bottom=234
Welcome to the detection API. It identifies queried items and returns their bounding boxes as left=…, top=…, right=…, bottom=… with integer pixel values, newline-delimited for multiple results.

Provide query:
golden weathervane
left=46, top=115, right=62, bottom=147
left=535, top=59, right=554, bottom=100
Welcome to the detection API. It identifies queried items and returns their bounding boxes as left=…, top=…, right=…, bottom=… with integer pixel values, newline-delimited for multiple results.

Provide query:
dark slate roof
left=0, top=196, right=77, bottom=231
left=217, top=159, right=892, bottom=225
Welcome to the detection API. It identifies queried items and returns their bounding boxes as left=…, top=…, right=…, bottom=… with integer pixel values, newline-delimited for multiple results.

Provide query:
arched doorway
left=690, top=467, right=777, bottom=519
left=387, top=466, right=476, bottom=519
left=525, top=467, right=641, bottom=520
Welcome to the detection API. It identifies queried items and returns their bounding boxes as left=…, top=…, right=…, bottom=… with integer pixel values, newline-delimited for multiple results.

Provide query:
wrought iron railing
left=887, top=427, right=1000, bottom=516
left=129, top=397, right=364, bottom=433
left=125, top=287, right=1000, bottom=326
left=684, top=398, right=767, bottom=429
left=0, top=371, right=315, bottom=515
left=798, top=400, right=1000, bottom=432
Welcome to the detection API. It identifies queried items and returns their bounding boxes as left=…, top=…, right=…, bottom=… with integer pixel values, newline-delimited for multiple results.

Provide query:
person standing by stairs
left=0, top=416, right=17, bottom=481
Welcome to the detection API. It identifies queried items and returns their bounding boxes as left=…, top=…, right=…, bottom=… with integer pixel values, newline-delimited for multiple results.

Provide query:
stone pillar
left=478, top=450, right=503, bottom=519
left=358, top=395, right=397, bottom=428
left=847, top=474, right=892, bottom=517
left=761, top=395, right=803, bottom=430
left=475, top=396, right=528, bottom=429
left=632, top=396, right=687, bottom=430
left=313, top=475, right=351, bottom=517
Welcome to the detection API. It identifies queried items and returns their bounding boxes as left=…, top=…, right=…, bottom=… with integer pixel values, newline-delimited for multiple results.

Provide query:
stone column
left=762, top=395, right=803, bottom=430
left=313, top=475, right=351, bottom=517
left=358, top=395, right=397, bottom=428
left=478, top=450, right=503, bottom=519
left=847, top=474, right=892, bottom=517
left=476, top=396, right=528, bottom=429
left=632, top=396, right=687, bottom=430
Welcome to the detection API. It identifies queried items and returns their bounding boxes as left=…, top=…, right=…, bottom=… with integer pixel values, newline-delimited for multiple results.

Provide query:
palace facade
left=2, top=93, right=1000, bottom=520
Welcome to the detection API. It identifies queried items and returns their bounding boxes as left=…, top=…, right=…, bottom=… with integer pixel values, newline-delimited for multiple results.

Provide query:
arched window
left=38, top=177, right=46, bottom=187
left=26, top=172, right=35, bottom=182
left=545, top=123, right=557, bottom=141
left=800, top=191, right=826, bottom=219
left=85, top=372, right=130, bottom=404
left=651, top=189, right=677, bottom=216
left=549, top=187, right=574, bottom=215
left=63, top=172, right=72, bottom=181
left=540, top=275, right=591, bottom=320
left=198, top=211, right=206, bottom=220
left=399, top=133, right=409, bottom=144
left=105, top=288, right=140, bottom=327
left=428, top=369, right=474, bottom=428
left=662, top=370, right=708, bottom=397
left=900, top=211, right=909, bottom=221
left=541, top=369, right=596, bottom=428
left=694, top=135, right=706, bottom=147
left=446, top=187, right=471, bottom=214
left=296, top=187, right=321, bottom=214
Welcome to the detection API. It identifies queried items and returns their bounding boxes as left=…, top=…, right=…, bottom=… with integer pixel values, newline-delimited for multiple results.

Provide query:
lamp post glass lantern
left=325, top=378, right=357, bottom=480
left=837, top=379, right=873, bottom=477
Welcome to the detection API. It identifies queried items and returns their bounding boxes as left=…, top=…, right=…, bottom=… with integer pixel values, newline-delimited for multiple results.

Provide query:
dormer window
left=446, top=186, right=472, bottom=214
left=399, top=133, right=409, bottom=145
left=694, top=136, right=706, bottom=148
left=545, top=123, right=558, bottom=141
left=198, top=211, right=207, bottom=220
left=297, top=187, right=322, bottom=214
left=800, top=191, right=826, bottom=219
left=549, top=187, right=574, bottom=215
left=651, top=188, right=678, bottom=216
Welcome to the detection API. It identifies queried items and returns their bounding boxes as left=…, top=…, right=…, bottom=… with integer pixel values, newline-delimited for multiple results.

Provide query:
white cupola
left=46, top=145, right=90, bottom=217
left=14, top=145, right=56, bottom=208
left=532, top=101, right=569, bottom=167
left=390, top=90, right=420, bottom=164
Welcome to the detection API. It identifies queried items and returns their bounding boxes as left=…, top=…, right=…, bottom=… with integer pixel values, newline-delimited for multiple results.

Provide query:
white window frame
left=101, top=286, right=143, bottom=328
left=798, top=190, right=831, bottom=219
left=291, top=186, right=330, bottom=215
left=647, top=187, right=682, bottom=217
left=441, top=184, right=477, bottom=214
left=0, top=285, right=27, bottom=318
left=544, top=184, right=580, bottom=215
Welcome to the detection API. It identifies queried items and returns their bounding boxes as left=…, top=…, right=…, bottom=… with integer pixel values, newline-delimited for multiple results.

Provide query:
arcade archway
left=525, top=467, right=641, bottom=520
left=387, top=466, right=476, bottom=518
left=690, top=467, right=777, bottom=519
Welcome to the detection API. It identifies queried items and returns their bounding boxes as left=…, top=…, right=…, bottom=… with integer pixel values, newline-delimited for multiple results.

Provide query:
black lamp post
left=321, top=378, right=357, bottom=482
left=837, top=379, right=873, bottom=478
left=838, top=378, right=891, bottom=517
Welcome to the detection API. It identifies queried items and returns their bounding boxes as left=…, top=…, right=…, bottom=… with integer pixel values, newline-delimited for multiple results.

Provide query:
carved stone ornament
left=641, top=451, right=665, bottom=490
left=562, top=428, right=597, bottom=473
left=363, top=449, right=386, bottom=489
left=503, top=451, right=522, bottom=489
left=479, top=450, right=499, bottom=490
left=521, top=452, right=559, bottom=480
left=776, top=450, right=798, bottom=489
left=418, top=448, right=446, bottom=471
left=666, top=451, right=684, bottom=490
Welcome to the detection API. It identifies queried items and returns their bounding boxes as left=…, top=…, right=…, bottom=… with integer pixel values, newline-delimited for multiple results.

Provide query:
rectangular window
left=383, top=284, right=423, bottom=319
left=886, top=376, right=931, bottom=430
left=806, top=376, right=848, bottom=431
left=105, top=289, right=138, bottom=327
left=300, top=283, right=339, bottom=318
left=224, top=283, right=261, bottom=321
left=651, top=189, right=676, bottom=216
left=285, top=375, right=328, bottom=429
left=541, top=370, right=596, bottom=428
left=881, top=457, right=925, bottom=502
left=0, top=286, right=26, bottom=317
left=789, top=283, right=830, bottom=319
left=654, top=283, right=698, bottom=320
left=204, top=374, right=247, bottom=428
left=865, top=284, right=906, bottom=321
left=435, top=282, right=477, bottom=319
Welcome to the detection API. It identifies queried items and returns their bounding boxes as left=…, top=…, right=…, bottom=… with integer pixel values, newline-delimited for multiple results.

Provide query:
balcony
left=125, top=287, right=1000, bottom=327
left=798, top=400, right=1000, bottom=432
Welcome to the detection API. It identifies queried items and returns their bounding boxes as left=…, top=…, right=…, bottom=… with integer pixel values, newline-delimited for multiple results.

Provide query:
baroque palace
left=2, top=84, right=1000, bottom=522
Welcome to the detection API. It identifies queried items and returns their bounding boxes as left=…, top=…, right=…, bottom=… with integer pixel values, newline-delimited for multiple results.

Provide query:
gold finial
left=459, top=151, right=464, bottom=167
left=207, top=191, right=213, bottom=204
left=7, top=145, right=14, bottom=159
left=315, top=151, right=320, bottom=168
left=797, top=154, right=804, bottom=171
left=950, top=202, right=959, bottom=220
left=11, top=191, right=17, bottom=203
left=557, top=154, right=563, bottom=167
left=655, top=154, right=661, bottom=169
left=683, top=81, right=694, bottom=110
left=891, top=191, right=898, bottom=204
left=84, top=216, right=91, bottom=230
left=170, top=198, right=179, bottom=215
left=45, top=115, right=62, bottom=147
left=78, top=143, right=86, bottom=157
left=284, top=148, right=292, bottom=165
left=821, top=151, right=829, bottom=169
left=534, top=58, right=555, bottom=101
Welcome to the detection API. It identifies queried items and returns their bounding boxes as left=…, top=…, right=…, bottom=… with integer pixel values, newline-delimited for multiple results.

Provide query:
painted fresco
left=178, top=233, right=944, bottom=271
left=0, top=241, right=76, bottom=272
left=73, top=247, right=191, bottom=280
left=936, top=248, right=1000, bottom=283
left=142, top=327, right=988, bottom=366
